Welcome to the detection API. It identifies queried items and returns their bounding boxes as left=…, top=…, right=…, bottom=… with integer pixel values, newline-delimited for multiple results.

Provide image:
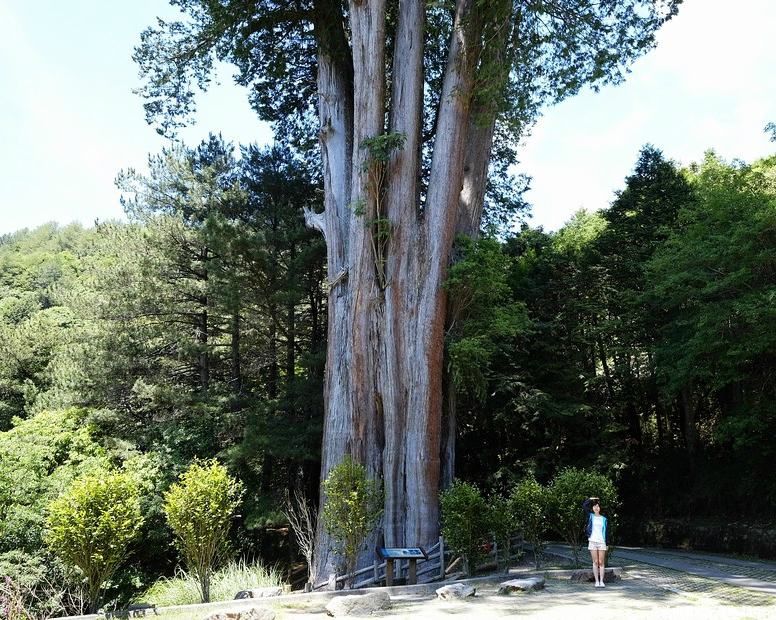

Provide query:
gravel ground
left=209, top=568, right=776, bottom=620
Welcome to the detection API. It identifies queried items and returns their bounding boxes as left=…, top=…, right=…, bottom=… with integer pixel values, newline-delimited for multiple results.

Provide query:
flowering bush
left=0, top=576, right=30, bottom=620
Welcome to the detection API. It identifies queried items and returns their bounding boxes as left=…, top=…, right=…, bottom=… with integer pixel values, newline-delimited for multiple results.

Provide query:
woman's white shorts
left=588, top=541, right=608, bottom=551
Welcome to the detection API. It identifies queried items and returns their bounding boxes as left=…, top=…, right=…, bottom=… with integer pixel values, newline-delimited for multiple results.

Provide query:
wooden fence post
left=439, top=535, right=445, bottom=580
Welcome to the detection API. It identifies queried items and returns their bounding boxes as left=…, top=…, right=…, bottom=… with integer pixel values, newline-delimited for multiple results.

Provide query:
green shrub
left=546, top=467, right=618, bottom=566
left=0, top=408, right=110, bottom=556
left=439, top=480, right=490, bottom=576
left=137, top=559, right=283, bottom=606
left=488, top=493, right=517, bottom=571
left=322, top=456, right=383, bottom=586
left=510, top=476, right=549, bottom=569
left=46, top=469, right=144, bottom=612
left=0, top=408, right=111, bottom=617
left=163, top=459, right=244, bottom=603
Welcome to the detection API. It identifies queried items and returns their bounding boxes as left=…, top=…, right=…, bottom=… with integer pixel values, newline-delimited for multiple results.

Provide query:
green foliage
left=163, top=459, right=244, bottom=603
left=552, top=209, right=607, bottom=256
left=649, top=152, right=776, bottom=398
left=0, top=139, right=327, bottom=606
left=546, top=468, right=618, bottom=566
left=0, top=223, right=94, bottom=426
left=643, top=152, right=776, bottom=508
left=487, top=494, right=516, bottom=571
left=439, top=480, right=491, bottom=576
left=46, top=469, right=144, bottom=612
left=322, top=456, right=383, bottom=585
left=510, top=477, right=549, bottom=569
left=766, top=122, right=776, bottom=142
left=0, top=409, right=153, bottom=617
left=134, top=0, right=679, bottom=170
left=359, top=133, right=406, bottom=168
left=136, top=559, right=283, bottom=607
left=0, top=408, right=109, bottom=556
left=445, top=235, right=529, bottom=401
left=355, top=133, right=405, bottom=289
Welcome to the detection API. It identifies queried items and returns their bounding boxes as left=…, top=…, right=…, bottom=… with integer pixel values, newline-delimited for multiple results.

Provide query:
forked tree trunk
left=307, top=0, right=496, bottom=577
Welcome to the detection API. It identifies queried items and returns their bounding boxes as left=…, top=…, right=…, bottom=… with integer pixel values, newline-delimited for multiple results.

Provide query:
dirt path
left=259, top=572, right=776, bottom=620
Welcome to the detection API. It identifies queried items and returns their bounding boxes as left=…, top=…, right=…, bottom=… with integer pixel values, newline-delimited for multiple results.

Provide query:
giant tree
left=135, top=0, right=680, bottom=572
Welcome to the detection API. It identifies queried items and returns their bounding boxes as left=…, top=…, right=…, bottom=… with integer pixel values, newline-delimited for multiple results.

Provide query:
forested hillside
left=0, top=137, right=327, bottom=608
left=2, top=141, right=776, bottom=610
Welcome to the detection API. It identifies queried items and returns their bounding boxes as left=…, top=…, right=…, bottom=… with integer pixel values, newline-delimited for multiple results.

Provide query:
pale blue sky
left=1, top=0, right=775, bottom=236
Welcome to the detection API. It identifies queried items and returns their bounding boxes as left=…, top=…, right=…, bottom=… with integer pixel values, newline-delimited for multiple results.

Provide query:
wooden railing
left=313, top=534, right=523, bottom=591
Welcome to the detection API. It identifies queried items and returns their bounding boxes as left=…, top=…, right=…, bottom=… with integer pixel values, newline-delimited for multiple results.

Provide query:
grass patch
left=136, top=559, right=285, bottom=606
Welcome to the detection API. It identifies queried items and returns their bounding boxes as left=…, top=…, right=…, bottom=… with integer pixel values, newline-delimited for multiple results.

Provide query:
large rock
left=435, top=583, right=476, bottom=599
left=498, top=577, right=545, bottom=594
left=570, top=568, right=619, bottom=583
left=325, top=591, right=392, bottom=617
left=234, top=587, right=283, bottom=599
left=203, top=607, right=276, bottom=620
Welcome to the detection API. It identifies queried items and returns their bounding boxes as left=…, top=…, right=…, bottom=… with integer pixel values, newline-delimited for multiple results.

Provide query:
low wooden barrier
left=313, top=533, right=524, bottom=590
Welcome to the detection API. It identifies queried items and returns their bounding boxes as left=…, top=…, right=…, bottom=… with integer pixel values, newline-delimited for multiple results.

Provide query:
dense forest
left=2, top=136, right=776, bottom=608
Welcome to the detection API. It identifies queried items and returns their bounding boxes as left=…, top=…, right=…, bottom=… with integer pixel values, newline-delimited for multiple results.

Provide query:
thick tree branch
left=303, top=206, right=327, bottom=239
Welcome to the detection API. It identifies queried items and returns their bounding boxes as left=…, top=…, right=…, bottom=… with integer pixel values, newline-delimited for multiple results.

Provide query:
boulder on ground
left=570, top=568, right=619, bottom=583
left=498, top=577, right=545, bottom=594
left=435, top=583, right=476, bottom=599
left=235, top=587, right=283, bottom=599
left=325, top=591, right=391, bottom=617
left=203, top=607, right=276, bottom=620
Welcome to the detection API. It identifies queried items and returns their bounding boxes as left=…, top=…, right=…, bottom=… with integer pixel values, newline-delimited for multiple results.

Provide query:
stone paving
left=624, top=548, right=776, bottom=583
left=622, top=547, right=776, bottom=571
left=626, top=560, right=776, bottom=607
left=548, top=543, right=776, bottom=600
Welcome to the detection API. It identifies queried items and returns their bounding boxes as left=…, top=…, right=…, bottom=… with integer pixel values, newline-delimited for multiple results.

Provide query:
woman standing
left=583, top=497, right=609, bottom=587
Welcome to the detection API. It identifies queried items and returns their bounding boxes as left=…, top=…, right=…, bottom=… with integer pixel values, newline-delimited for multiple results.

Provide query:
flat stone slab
left=203, top=607, right=276, bottom=620
left=498, top=577, right=545, bottom=594
left=235, top=587, right=283, bottom=599
left=325, top=591, right=392, bottom=617
left=435, top=583, right=477, bottom=599
left=570, top=568, right=620, bottom=583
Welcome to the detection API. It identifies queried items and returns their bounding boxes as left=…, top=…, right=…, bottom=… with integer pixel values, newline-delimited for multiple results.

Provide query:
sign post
left=376, top=547, right=428, bottom=586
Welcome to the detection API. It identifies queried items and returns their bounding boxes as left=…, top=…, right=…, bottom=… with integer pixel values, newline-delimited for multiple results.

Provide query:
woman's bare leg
left=589, top=549, right=600, bottom=585
left=596, top=549, right=607, bottom=584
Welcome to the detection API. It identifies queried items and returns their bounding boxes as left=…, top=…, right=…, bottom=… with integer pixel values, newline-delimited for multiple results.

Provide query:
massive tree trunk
left=307, top=0, right=494, bottom=577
